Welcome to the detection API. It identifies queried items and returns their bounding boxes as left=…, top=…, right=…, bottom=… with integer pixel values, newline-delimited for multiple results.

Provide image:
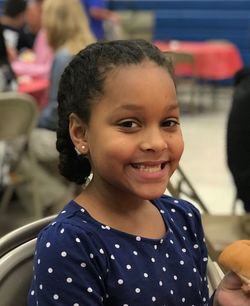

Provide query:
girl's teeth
left=133, top=164, right=162, bottom=172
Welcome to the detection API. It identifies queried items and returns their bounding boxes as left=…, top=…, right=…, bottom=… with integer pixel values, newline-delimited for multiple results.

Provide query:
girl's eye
left=118, top=120, right=140, bottom=129
left=162, top=119, right=180, bottom=128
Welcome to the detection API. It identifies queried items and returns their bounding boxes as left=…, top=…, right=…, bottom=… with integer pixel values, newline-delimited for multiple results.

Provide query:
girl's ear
left=69, top=113, right=88, bottom=155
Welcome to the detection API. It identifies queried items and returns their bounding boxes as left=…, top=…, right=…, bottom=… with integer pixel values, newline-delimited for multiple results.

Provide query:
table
left=18, top=78, right=49, bottom=110
left=154, top=40, right=243, bottom=80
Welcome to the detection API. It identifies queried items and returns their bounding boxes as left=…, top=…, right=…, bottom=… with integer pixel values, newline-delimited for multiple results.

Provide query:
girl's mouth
left=131, top=162, right=168, bottom=173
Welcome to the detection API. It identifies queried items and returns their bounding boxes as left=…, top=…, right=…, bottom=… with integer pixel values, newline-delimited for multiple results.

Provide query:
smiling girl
left=28, top=39, right=250, bottom=306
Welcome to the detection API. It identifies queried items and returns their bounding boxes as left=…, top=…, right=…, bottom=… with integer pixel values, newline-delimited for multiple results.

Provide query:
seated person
left=11, top=0, right=53, bottom=80
left=226, top=67, right=250, bottom=212
left=0, top=23, right=17, bottom=91
left=38, top=0, right=95, bottom=131
left=23, top=0, right=43, bottom=45
left=0, top=0, right=33, bottom=60
left=17, top=0, right=95, bottom=213
left=11, top=29, right=53, bottom=80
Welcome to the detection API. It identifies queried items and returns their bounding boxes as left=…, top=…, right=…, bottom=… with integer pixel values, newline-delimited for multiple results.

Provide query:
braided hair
left=56, top=39, right=175, bottom=185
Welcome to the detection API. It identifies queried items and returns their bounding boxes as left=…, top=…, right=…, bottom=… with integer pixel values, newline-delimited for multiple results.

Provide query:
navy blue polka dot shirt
left=28, top=195, right=214, bottom=306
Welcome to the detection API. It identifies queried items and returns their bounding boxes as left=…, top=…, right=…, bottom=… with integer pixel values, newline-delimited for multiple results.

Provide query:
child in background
left=28, top=40, right=250, bottom=306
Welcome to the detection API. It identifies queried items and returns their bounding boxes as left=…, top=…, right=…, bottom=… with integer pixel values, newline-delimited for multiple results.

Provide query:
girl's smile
left=128, top=160, right=170, bottom=180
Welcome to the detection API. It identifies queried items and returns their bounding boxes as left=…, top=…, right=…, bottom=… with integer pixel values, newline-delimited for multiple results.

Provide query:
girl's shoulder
left=35, top=201, right=109, bottom=263
left=43, top=199, right=98, bottom=225
left=37, top=201, right=100, bottom=244
left=155, top=194, right=201, bottom=217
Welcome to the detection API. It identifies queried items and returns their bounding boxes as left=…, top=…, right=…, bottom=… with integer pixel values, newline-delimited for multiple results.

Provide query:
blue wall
left=1, top=0, right=249, bottom=65
left=108, top=0, right=250, bottom=66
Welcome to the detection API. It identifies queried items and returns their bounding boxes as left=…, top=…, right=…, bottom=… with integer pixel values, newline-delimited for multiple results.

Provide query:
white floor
left=172, top=85, right=244, bottom=215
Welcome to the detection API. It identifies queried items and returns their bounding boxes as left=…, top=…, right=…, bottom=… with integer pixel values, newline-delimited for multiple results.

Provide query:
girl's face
left=78, top=61, right=184, bottom=201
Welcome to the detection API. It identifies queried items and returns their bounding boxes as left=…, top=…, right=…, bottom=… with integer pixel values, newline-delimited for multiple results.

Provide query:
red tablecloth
left=154, top=40, right=243, bottom=80
left=18, top=78, right=49, bottom=109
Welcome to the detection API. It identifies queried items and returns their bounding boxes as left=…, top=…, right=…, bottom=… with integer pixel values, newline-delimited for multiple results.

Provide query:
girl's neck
left=74, top=183, right=167, bottom=239
left=78, top=179, right=149, bottom=213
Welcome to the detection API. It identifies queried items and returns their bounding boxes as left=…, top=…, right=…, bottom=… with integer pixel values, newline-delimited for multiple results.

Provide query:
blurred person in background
left=0, top=23, right=17, bottom=201
left=0, top=0, right=33, bottom=60
left=24, top=0, right=43, bottom=44
left=226, top=67, right=250, bottom=212
left=11, top=0, right=53, bottom=81
left=18, top=0, right=95, bottom=214
left=80, top=0, right=120, bottom=40
left=38, top=0, right=95, bottom=130
left=0, top=22, right=17, bottom=91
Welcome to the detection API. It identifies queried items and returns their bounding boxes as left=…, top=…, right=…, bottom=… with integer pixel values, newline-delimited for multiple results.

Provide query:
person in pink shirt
left=12, top=29, right=53, bottom=79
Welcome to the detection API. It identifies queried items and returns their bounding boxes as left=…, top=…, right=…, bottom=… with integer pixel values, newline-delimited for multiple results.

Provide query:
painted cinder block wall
left=0, top=0, right=249, bottom=65
left=108, top=0, right=250, bottom=66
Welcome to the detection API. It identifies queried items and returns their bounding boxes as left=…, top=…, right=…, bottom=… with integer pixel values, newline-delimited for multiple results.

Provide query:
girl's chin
left=133, top=186, right=168, bottom=200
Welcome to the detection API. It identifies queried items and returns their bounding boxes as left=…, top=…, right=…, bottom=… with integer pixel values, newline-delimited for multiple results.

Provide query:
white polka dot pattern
left=28, top=195, right=211, bottom=306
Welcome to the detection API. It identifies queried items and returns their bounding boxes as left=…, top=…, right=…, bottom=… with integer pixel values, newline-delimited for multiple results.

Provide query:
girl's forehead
left=98, top=62, right=177, bottom=107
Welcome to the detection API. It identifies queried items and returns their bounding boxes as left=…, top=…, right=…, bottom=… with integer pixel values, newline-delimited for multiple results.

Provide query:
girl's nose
left=140, top=128, right=168, bottom=152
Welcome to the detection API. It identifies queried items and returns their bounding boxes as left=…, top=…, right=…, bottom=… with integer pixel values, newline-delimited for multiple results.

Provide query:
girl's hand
left=214, top=272, right=250, bottom=306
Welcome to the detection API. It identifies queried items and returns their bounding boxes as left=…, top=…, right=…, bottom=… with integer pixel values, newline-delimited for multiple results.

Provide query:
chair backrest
left=164, top=50, right=196, bottom=74
left=0, top=239, right=36, bottom=306
left=167, top=51, right=195, bottom=65
left=207, top=257, right=224, bottom=296
left=0, top=215, right=56, bottom=306
left=0, top=92, right=38, bottom=141
left=118, top=10, right=155, bottom=41
left=0, top=215, right=56, bottom=257
left=163, top=51, right=199, bottom=113
left=167, top=166, right=250, bottom=261
left=168, top=165, right=209, bottom=213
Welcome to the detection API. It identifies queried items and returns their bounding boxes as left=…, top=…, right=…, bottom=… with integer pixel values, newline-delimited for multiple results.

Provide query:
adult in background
left=226, top=67, right=250, bottom=212
left=80, top=0, right=120, bottom=40
left=11, top=0, right=53, bottom=81
left=25, top=0, right=43, bottom=42
left=0, top=0, right=33, bottom=60
left=0, top=22, right=16, bottom=91
left=38, top=0, right=95, bottom=130
left=18, top=0, right=95, bottom=214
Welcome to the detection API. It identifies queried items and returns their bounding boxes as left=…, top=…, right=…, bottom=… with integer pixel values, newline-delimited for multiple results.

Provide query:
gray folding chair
left=168, top=165, right=250, bottom=260
left=164, top=51, right=199, bottom=113
left=118, top=10, right=155, bottom=41
left=207, top=257, right=224, bottom=296
left=0, top=92, right=42, bottom=217
left=0, top=215, right=56, bottom=306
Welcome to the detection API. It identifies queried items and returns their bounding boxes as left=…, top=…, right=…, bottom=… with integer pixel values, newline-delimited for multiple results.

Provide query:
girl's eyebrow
left=115, top=104, right=144, bottom=111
